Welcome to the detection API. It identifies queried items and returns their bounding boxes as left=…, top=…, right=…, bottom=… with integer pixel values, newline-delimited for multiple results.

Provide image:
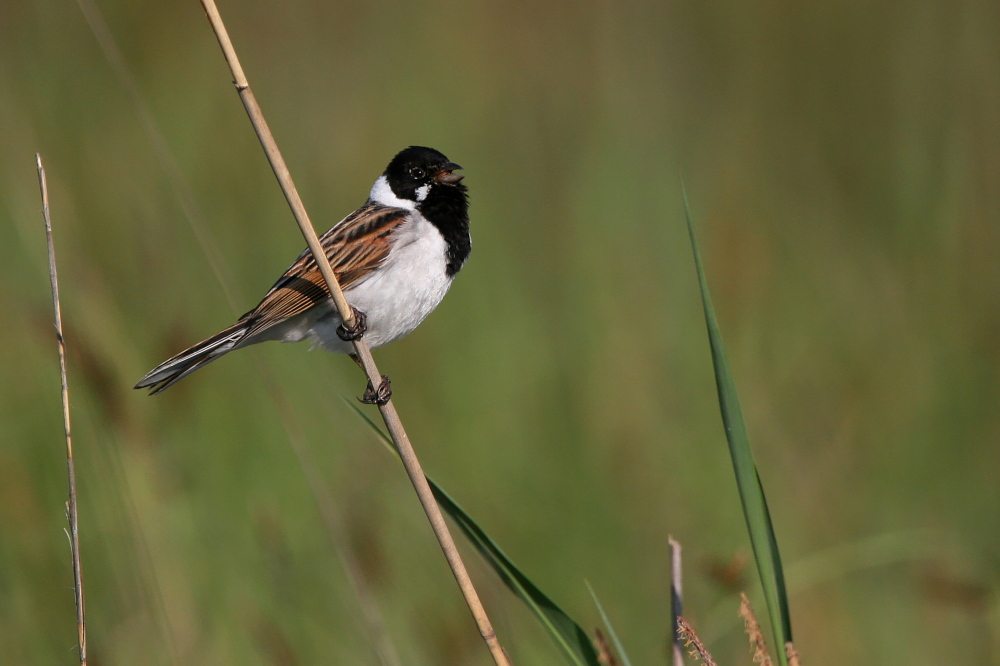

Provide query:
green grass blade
left=682, top=193, right=793, bottom=664
left=343, top=399, right=601, bottom=666
left=431, top=483, right=600, bottom=666
left=584, top=581, right=635, bottom=666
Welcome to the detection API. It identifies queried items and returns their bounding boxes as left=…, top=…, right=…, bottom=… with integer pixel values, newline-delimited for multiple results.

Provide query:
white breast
left=305, top=212, right=453, bottom=354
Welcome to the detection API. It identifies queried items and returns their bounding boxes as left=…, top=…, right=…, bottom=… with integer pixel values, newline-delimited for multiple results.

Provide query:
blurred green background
left=2, top=1, right=999, bottom=664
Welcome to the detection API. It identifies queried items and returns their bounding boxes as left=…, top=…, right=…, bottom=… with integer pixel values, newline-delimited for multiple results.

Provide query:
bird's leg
left=360, top=375, right=392, bottom=406
left=336, top=307, right=368, bottom=342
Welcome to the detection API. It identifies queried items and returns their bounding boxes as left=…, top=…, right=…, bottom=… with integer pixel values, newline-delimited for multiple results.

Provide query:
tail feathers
left=135, top=322, right=250, bottom=394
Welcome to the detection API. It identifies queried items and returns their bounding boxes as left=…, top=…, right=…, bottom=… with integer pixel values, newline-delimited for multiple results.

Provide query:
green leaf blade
left=585, top=581, right=635, bottom=666
left=683, top=192, right=793, bottom=665
left=431, top=483, right=601, bottom=666
left=343, top=398, right=601, bottom=666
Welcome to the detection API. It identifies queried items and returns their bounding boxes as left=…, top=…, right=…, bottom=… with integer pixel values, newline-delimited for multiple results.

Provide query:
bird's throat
left=418, top=184, right=470, bottom=276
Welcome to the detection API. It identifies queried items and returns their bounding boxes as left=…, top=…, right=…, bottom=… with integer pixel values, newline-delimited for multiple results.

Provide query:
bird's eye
left=408, top=166, right=425, bottom=179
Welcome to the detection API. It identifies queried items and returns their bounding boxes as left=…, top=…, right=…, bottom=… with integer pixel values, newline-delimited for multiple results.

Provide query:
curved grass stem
left=37, top=154, right=87, bottom=665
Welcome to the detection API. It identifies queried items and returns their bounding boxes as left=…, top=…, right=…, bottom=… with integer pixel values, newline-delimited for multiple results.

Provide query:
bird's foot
left=336, top=307, right=368, bottom=342
left=360, top=375, right=392, bottom=406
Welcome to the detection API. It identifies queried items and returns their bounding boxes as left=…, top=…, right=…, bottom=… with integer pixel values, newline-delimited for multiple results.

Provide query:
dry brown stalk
left=594, top=627, right=619, bottom=666
left=739, top=593, right=774, bottom=666
left=37, top=154, right=88, bottom=665
left=196, top=2, right=511, bottom=664
left=785, top=642, right=802, bottom=666
left=677, top=617, right=717, bottom=666
left=669, top=536, right=683, bottom=666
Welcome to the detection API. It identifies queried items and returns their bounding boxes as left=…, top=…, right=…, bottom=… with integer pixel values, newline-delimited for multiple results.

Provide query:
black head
left=383, top=146, right=465, bottom=203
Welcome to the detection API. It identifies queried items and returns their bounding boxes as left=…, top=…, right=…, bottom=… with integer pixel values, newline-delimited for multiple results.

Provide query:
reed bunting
left=135, top=146, right=470, bottom=398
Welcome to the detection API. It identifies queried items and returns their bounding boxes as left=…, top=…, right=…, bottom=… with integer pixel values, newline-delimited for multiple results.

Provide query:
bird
left=135, top=146, right=470, bottom=400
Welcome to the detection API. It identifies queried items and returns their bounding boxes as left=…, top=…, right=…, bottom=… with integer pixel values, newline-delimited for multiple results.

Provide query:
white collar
left=369, top=175, right=417, bottom=210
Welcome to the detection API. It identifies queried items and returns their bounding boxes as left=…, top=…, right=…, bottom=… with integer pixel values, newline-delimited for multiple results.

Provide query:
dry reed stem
left=37, top=154, right=87, bottom=665
left=739, top=593, right=774, bottom=666
left=196, top=3, right=511, bottom=664
left=785, top=642, right=801, bottom=666
left=669, top=535, right=683, bottom=666
left=677, top=617, right=717, bottom=666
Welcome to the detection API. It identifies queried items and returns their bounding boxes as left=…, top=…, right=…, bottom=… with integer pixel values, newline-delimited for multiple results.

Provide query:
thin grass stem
left=585, top=581, right=633, bottom=666
left=37, top=153, right=88, bottom=665
left=196, top=3, right=511, bottom=664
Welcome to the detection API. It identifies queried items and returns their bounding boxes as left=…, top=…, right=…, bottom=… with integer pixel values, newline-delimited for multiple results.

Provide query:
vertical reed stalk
left=37, top=154, right=88, bottom=665
left=195, top=3, right=511, bottom=664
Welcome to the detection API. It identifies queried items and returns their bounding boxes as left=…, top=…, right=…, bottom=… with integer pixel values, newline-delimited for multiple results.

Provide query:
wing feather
left=240, top=202, right=408, bottom=339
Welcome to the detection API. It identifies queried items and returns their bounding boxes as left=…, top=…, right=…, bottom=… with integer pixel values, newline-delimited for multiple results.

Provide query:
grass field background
left=2, top=1, right=999, bottom=664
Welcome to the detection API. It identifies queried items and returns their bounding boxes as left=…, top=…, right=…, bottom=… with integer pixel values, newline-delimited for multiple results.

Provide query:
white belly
left=273, top=215, right=453, bottom=355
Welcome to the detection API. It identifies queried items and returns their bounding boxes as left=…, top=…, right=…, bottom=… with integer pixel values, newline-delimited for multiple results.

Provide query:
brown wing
left=240, top=202, right=409, bottom=339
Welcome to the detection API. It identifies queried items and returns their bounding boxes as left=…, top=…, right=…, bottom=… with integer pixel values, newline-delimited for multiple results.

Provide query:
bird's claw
left=359, top=375, right=392, bottom=406
left=336, top=307, right=368, bottom=342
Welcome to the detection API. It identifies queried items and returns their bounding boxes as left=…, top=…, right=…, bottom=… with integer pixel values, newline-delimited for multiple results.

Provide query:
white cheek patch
left=369, top=175, right=417, bottom=210
left=415, top=183, right=431, bottom=202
